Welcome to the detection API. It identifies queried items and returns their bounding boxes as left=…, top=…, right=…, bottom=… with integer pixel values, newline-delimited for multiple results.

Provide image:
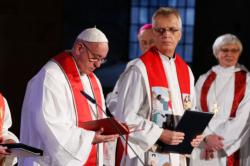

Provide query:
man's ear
left=178, top=31, right=182, bottom=42
left=74, top=41, right=83, bottom=56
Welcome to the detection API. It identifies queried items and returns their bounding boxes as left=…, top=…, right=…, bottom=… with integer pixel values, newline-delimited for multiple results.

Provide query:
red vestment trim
left=230, top=71, right=247, bottom=117
left=140, top=47, right=190, bottom=94
left=115, top=137, right=124, bottom=166
left=227, top=71, right=246, bottom=166
left=0, top=93, right=5, bottom=133
left=53, top=52, right=103, bottom=166
left=200, top=70, right=247, bottom=166
left=200, top=71, right=216, bottom=112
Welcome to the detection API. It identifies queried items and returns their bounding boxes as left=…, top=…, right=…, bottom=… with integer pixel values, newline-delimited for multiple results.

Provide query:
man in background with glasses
left=19, top=27, right=118, bottom=166
left=106, top=7, right=203, bottom=166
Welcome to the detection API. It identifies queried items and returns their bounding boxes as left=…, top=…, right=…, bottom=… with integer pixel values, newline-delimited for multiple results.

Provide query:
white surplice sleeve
left=1, top=97, right=18, bottom=166
left=188, top=67, right=196, bottom=110
left=20, top=62, right=95, bottom=165
left=111, top=65, right=163, bottom=157
left=2, top=98, right=18, bottom=142
left=195, top=75, right=206, bottom=112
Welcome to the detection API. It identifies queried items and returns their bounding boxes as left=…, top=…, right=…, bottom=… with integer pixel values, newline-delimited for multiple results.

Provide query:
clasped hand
left=201, top=134, right=224, bottom=160
left=0, top=137, right=14, bottom=155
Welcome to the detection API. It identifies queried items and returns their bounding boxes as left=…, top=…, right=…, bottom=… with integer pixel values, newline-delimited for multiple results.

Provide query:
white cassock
left=106, top=53, right=196, bottom=166
left=0, top=97, right=19, bottom=166
left=19, top=60, right=106, bottom=166
left=190, top=64, right=250, bottom=166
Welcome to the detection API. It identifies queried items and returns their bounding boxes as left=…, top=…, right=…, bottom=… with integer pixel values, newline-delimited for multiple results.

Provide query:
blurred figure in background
left=137, top=24, right=155, bottom=53
left=0, top=93, right=18, bottom=166
left=190, top=34, right=250, bottom=166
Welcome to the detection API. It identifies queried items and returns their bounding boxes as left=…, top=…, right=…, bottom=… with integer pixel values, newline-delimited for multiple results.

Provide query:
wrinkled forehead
left=90, top=42, right=109, bottom=57
left=153, top=14, right=181, bottom=28
left=221, top=43, right=240, bottom=49
left=82, top=40, right=108, bottom=48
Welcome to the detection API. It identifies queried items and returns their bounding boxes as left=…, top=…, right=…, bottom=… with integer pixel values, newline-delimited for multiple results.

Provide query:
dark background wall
left=0, top=0, right=249, bottom=138
left=0, top=0, right=63, bottom=136
left=193, top=0, right=250, bottom=78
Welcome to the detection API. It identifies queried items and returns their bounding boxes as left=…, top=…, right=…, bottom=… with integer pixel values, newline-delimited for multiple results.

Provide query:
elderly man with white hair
left=190, top=34, right=250, bottom=166
left=19, top=27, right=119, bottom=166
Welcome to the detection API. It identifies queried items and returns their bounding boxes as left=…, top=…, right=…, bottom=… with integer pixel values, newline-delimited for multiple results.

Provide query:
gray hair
left=152, top=7, right=182, bottom=30
left=212, top=34, right=243, bottom=57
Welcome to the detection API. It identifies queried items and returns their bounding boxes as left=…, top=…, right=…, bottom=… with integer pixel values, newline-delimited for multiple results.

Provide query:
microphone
left=81, top=90, right=96, bottom=104
left=80, top=90, right=145, bottom=166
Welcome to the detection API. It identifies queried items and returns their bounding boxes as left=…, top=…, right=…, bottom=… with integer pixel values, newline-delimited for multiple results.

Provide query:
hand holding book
left=157, top=110, right=214, bottom=154
left=0, top=143, right=43, bottom=157
left=92, top=128, right=119, bottom=144
left=79, top=117, right=130, bottom=135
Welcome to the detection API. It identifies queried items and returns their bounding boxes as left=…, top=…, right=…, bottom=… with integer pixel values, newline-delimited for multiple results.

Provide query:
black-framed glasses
left=220, top=48, right=240, bottom=53
left=153, top=27, right=180, bottom=35
left=82, top=42, right=107, bottom=64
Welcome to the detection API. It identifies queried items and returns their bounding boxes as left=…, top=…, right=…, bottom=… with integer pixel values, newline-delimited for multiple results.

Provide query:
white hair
left=152, top=7, right=182, bottom=30
left=212, top=34, right=243, bottom=57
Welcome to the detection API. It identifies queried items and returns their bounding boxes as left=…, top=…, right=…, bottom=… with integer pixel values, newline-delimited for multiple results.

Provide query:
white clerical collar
left=212, top=64, right=241, bottom=74
left=158, top=51, right=176, bottom=61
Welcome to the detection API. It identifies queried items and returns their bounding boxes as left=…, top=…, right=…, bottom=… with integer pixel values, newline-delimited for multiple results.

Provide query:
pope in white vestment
left=19, top=27, right=118, bottom=166
left=19, top=60, right=105, bottom=166
left=190, top=34, right=250, bottom=166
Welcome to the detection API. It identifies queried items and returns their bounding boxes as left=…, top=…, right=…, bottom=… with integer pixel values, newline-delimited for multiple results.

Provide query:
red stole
left=140, top=47, right=190, bottom=101
left=115, top=48, right=191, bottom=166
left=0, top=93, right=5, bottom=133
left=200, top=70, right=247, bottom=166
left=53, top=52, right=103, bottom=166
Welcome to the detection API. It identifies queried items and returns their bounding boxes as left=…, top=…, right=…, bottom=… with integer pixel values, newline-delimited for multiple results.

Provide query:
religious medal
left=163, top=91, right=170, bottom=102
left=212, top=103, right=220, bottom=114
left=183, top=95, right=192, bottom=110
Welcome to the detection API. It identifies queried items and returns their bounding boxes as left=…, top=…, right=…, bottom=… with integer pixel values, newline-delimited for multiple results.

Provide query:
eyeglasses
left=220, top=48, right=240, bottom=53
left=153, top=27, right=180, bottom=35
left=82, top=42, right=107, bottom=64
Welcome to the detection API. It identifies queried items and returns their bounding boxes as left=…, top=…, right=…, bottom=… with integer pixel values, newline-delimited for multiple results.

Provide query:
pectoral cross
left=212, top=103, right=220, bottom=114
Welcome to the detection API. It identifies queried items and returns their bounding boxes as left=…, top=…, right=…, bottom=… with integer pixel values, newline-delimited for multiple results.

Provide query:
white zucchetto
left=77, top=27, right=108, bottom=43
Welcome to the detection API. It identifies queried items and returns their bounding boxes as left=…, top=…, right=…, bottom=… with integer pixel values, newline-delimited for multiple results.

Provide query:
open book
left=79, top=117, right=132, bottom=135
left=0, top=143, right=43, bottom=157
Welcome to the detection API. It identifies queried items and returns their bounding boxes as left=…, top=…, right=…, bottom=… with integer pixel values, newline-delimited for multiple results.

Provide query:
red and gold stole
left=0, top=93, right=5, bottom=134
left=54, top=52, right=103, bottom=166
left=200, top=70, right=247, bottom=166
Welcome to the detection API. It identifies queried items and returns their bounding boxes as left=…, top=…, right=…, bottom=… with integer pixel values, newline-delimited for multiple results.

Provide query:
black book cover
left=0, top=143, right=43, bottom=157
left=158, top=110, right=214, bottom=154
